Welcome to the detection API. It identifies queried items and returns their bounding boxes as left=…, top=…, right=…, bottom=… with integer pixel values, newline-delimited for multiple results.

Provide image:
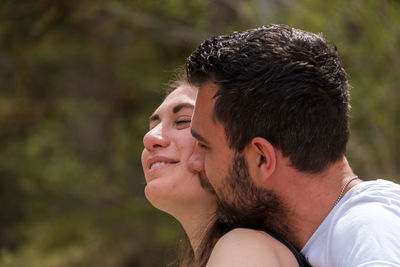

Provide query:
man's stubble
left=215, top=153, right=295, bottom=243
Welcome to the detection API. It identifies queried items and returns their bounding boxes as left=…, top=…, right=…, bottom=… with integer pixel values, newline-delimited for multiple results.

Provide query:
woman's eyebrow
left=149, top=103, right=193, bottom=122
left=173, top=103, right=194, bottom=113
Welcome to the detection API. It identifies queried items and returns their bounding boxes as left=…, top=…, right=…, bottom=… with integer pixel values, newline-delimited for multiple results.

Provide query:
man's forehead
left=198, top=82, right=219, bottom=99
left=193, top=88, right=215, bottom=122
left=192, top=82, right=225, bottom=142
left=194, top=82, right=218, bottom=114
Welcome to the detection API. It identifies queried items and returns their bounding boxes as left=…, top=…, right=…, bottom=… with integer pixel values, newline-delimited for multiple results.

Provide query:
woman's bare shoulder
left=206, top=228, right=299, bottom=267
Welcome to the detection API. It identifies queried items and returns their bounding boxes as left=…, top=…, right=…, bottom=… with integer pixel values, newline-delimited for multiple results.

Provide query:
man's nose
left=188, top=142, right=205, bottom=172
left=143, top=124, right=170, bottom=151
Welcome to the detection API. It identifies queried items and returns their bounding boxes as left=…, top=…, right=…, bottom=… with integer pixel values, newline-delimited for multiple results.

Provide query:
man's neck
left=271, top=156, right=359, bottom=250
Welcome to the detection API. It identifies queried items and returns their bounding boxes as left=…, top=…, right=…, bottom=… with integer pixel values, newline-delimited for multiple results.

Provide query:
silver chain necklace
left=333, top=175, right=359, bottom=207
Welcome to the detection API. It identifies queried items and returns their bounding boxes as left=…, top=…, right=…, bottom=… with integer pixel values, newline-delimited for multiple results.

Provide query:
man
left=187, top=24, right=400, bottom=266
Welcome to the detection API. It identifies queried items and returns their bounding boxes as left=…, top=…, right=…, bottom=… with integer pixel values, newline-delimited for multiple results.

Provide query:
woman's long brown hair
left=172, top=218, right=231, bottom=267
left=164, top=70, right=231, bottom=266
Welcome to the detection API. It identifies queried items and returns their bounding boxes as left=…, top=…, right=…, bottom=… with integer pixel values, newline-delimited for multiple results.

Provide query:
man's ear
left=245, top=137, right=276, bottom=185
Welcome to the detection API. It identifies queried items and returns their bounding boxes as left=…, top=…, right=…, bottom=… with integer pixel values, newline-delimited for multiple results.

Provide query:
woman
left=141, top=76, right=309, bottom=266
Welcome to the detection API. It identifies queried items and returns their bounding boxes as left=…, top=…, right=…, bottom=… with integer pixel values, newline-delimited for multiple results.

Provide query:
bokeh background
left=1, top=0, right=399, bottom=266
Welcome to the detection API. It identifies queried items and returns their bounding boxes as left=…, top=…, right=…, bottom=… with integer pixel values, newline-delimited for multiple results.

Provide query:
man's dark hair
left=187, top=24, right=351, bottom=173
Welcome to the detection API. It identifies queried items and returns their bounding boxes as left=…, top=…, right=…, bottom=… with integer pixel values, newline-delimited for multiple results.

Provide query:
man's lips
left=147, top=156, right=179, bottom=171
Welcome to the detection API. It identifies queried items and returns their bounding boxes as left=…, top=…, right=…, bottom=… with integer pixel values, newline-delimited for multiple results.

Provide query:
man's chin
left=215, top=188, right=295, bottom=243
left=215, top=197, right=267, bottom=227
left=198, top=171, right=216, bottom=194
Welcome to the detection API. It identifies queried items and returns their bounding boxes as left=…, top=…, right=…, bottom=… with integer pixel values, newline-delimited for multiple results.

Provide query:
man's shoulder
left=335, top=179, right=400, bottom=215
left=327, top=205, right=400, bottom=265
left=328, top=181, right=400, bottom=263
left=303, top=179, right=400, bottom=266
left=334, top=180, right=400, bottom=233
left=349, top=178, right=400, bottom=196
left=334, top=201, right=400, bottom=236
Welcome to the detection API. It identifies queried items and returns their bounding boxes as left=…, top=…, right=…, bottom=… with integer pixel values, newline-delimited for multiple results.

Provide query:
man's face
left=190, top=82, right=233, bottom=199
left=191, top=82, right=291, bottom=238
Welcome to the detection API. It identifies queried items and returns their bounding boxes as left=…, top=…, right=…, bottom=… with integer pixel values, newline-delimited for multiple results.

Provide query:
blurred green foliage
left=0, top=0, right=399, bottom=266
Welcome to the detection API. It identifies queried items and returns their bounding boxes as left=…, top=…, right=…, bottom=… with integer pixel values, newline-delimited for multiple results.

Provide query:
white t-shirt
left=301, top=179, right=400, bottom=267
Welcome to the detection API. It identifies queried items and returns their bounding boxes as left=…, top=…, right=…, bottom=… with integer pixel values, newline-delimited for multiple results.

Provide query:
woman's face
left=141, top=84, right=215, bottom=215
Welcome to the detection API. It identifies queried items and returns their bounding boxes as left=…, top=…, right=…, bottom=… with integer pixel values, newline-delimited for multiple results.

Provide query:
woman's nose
left=143, top=124, right=170, bottom=151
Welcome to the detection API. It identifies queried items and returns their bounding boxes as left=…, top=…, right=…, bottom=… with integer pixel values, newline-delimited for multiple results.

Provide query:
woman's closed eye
left=176, top=119, right=191, bottom=124
left=175, top=118, right=191, bottom=129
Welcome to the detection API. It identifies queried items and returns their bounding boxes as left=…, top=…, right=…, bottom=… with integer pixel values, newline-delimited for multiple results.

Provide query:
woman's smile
left=145, top=155, right=179, bottom=176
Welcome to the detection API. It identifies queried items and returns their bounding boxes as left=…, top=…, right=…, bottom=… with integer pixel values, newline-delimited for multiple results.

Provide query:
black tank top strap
left=260, top=229, right=311, bottom=267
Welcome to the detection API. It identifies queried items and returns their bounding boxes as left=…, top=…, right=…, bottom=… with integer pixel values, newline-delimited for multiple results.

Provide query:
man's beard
left=198, top=170, right=216, bottom=194
left=215, top=153, right=294, bottom=242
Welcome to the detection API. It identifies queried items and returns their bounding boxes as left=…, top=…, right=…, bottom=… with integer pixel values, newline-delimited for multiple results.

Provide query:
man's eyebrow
left=173, top=103, right=194, bottom=113
left=191, top=128, right=209, bottom=144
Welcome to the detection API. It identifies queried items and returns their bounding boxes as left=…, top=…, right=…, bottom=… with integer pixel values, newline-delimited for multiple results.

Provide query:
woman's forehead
left=167, top=84, right=196, bottom=100
left=157, top=85, right=196, bottom=112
